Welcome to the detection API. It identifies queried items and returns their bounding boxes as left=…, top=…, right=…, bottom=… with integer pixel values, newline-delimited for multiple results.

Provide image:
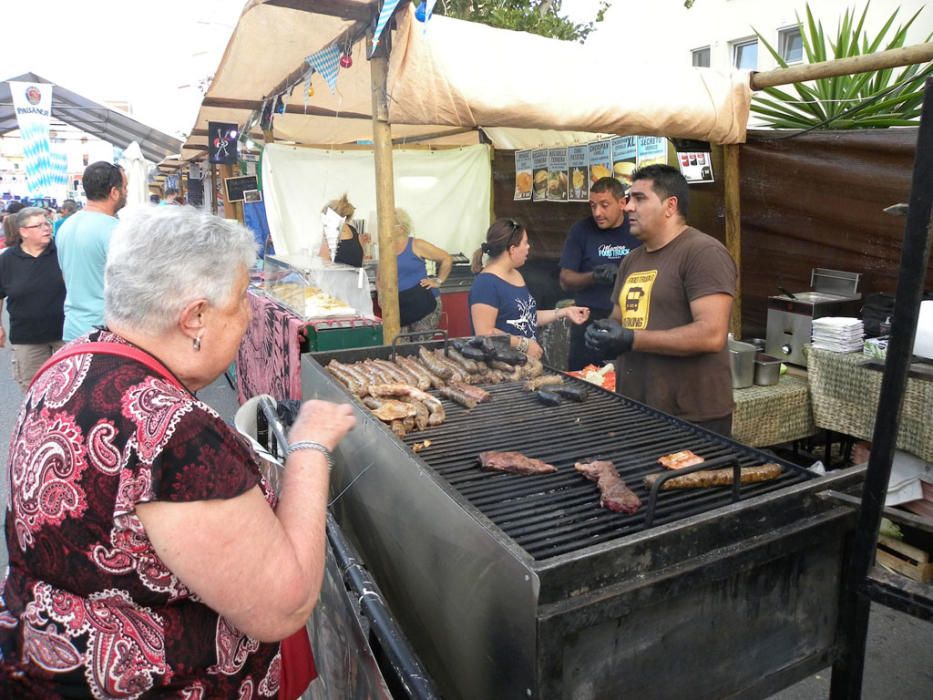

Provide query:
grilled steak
left=479, top=451, right=557, bottom=475
left=575, top=460, right=642, bottom=514
left=657, top=450, right=705, bottom=470
left=365, top=398, right=416, bottom=422
left=644, top=463, right=783, bottom=490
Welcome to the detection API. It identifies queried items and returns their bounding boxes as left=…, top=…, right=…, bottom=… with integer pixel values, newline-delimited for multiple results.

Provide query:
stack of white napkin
left=811, top=317, right=864, bottom=352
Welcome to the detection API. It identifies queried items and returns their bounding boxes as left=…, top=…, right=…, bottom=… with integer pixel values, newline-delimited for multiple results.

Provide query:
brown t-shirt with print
left=610, top=226, right=736, bottom=422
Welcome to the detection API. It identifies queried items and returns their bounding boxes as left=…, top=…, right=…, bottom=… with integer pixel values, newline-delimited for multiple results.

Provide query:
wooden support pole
left=219, top=163, right=237, bottom=220
left=370, top=37, right=400, bottom=343
left=210, top=162, right=218, bottom=216
left=723, top=144, right=742, bottom=338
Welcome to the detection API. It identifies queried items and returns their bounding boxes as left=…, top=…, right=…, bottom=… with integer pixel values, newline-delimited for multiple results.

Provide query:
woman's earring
left=193, top=335, right=202, bottom=352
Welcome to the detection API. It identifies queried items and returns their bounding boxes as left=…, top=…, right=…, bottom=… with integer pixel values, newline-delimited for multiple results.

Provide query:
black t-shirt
left=0, top=244, right=66, bottom=344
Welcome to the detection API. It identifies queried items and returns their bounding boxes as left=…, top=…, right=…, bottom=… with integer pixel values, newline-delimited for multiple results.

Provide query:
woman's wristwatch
left=285, top=440, right=334, bottom=470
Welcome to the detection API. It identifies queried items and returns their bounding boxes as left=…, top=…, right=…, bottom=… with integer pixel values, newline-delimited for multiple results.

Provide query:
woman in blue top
left=392, top=208, right=453, bottom=336
left=469, top=218, right=589, bottom=360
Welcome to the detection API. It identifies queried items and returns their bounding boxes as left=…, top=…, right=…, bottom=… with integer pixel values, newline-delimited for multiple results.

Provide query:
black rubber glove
left=584, top=318, right=635, bottom=356
left=591, top=263, right=618, bottom=285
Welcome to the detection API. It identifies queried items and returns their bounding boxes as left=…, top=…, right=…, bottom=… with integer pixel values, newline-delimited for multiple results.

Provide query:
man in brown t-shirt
left=584, top=164, right=737, bottom=436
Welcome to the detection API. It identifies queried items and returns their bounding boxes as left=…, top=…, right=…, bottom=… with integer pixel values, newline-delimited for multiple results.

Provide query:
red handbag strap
left=30, top=341, right=185, bottom=392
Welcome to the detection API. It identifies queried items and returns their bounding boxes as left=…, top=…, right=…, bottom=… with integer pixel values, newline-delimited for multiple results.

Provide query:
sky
left=3, top=1, right=610, bottom=139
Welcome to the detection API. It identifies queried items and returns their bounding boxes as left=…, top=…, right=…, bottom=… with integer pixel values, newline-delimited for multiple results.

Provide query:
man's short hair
left=590, top=176, right=629, bottom=200
left=631, top=164, right=689, bottom=218
left=61, top=199, right=78, bottom=214
left=83, top=162, right=124, bottom=201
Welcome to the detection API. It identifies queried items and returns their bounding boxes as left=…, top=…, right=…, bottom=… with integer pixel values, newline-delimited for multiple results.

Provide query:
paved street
left=0, top=320, right=929, bottom=698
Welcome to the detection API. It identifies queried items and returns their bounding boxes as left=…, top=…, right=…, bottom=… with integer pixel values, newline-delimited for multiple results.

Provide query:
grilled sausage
left=395, top=355, right=432, bottom=390
left=448, top=380, right=491, bottom=404
left=490, top=346, right=528, bottom=366
left=644, top=463, right=783, bottom=490
left=326, top=362, right=364, bottom=395
left=400, top=396, right=430, bottom=431
left=432, top=350, right=468, bottom=383
left=536, top=388, right=563, bottom=406
left=551, top=384, right=588, bottom=402
left=419, top=346, right=453, bottom=379
left=438, top=386, right=479, bottom=410
left=525, top=374, right=564, bottom=391
left=448, top=347, right=484, bottom=374
left=331, top=360, right=370, bottom=394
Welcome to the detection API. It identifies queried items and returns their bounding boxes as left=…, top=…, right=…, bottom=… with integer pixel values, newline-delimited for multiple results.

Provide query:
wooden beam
left=751, top=42, right=933, bottom=91
left=723, top=144, right=742, bottom=337
left=370, top=35, right=400, bottom=343
left=261, top=0, right=371, bottom=22
left=201, top=96, right=370, bottom=121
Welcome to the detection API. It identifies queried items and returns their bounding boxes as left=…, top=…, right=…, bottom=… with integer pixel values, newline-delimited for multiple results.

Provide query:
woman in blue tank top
left=469, top=218, right=590, bottom=359
left=392, top=209, right=453, bottom=336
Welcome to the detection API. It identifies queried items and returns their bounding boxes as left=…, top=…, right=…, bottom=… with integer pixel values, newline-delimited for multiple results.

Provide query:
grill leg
left=830, top=585, right=871, bottom=698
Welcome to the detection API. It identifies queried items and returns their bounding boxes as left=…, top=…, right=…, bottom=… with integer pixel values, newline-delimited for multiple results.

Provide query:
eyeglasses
left=21, top=221, right=52, bottom=230
left=506, top=219, right=523, bottom=247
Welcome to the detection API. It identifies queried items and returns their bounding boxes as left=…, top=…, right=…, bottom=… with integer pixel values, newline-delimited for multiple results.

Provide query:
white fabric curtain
left=261, top=143, right=492, bottom=258
left=119, top=141, right=150, bottom=210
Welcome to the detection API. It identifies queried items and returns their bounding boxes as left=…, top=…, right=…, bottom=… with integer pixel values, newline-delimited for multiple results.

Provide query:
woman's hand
left=526, top=339, right=544, bottom=359
left=288, top=400, right=356, bottom=451
left=561, top=306, right=591, bottom=326
left=419, top=277, right=441, bottom=289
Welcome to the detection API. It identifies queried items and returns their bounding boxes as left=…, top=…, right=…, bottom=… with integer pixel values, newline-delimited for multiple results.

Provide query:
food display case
left=261, top=254, right=383, bottom=352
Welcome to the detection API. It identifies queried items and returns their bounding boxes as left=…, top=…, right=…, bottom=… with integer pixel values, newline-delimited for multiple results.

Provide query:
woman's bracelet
left=517, top=336, right=530, bottom=353
left=285, top=440, right=333, bottom=471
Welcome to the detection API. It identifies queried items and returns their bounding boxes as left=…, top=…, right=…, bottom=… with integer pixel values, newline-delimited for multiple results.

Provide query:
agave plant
left=751, top=2, right=933, bottom=128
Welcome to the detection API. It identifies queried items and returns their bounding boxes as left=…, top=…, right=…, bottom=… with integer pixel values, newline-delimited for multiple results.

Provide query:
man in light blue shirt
left=56, top=162, right=127, bottom=340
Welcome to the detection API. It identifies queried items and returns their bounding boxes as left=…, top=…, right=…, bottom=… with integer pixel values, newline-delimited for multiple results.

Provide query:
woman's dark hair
left=83, top=162, right=124, bottom=201
left=470, top=218, right=526, bottom=273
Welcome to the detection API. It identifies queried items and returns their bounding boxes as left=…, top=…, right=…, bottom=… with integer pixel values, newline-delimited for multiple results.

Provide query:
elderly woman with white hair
left=0, top=206, right=355, bottom=698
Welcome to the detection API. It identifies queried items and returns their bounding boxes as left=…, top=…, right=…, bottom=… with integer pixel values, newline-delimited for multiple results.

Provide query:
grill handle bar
left=644, top=456, right=743, bottom=528
left=818, top=489, right=933, bottom=535
left=326, top=513, right=442, bottom=700
left=391, top=329, right=449, bottom=359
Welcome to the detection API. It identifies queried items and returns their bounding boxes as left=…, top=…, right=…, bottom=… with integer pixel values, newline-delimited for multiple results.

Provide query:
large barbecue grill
left=302, top=341, right=865, bottom=699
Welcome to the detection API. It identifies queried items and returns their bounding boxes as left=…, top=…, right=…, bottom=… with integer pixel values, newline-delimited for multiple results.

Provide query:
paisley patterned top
left=0, top=330, right=281, bottom=698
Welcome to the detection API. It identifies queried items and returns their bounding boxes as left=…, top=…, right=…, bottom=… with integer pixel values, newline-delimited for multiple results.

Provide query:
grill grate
left=395, top=378, right=812, bottom=561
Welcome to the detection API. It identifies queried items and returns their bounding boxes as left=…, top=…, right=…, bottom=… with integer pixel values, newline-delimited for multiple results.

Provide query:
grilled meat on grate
left=575, top=460, right=642, bottom=514
left=479, top=451, right=558, bottom=475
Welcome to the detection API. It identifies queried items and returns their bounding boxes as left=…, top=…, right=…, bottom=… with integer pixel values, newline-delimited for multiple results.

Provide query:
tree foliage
left=751, top=2, right=932, bottom=129
left=434, top=1, right=611, bottom=42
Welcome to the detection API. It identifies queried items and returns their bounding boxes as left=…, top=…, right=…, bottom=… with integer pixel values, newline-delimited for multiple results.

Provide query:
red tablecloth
left=236, top=291, right=304, bottom=403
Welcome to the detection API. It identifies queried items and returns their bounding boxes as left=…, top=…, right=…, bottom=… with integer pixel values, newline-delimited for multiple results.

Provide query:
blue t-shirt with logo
left=559, top=216, right=640, bottom=311
left=468, top=272, right=538, bottom=339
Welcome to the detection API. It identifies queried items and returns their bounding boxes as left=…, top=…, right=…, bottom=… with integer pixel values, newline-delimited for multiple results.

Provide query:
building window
left=779, top=27, right=803, bottom=63
left=732, top=38, right=758, bottom=70
left=692, top=47, right=711, bottom=67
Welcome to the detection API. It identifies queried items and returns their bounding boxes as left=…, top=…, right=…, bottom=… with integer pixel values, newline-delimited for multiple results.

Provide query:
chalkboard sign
left=224, top=175, right=259, bottom=202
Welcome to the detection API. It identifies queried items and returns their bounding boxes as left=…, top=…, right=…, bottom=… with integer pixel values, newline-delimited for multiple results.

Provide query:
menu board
left=611, top=136, right=637, bottom=187
left=587, top=140, right=613, bottom=186
left=637, top=136, right=668, bottom=167
left=547, top=148, right=569, bottom=202
left=514, top=150, right=533, bottom=201
left=531, top=149, right=549, bottom=202
left=678, top=151, right=715, bottom=183
left=567, top=146, right=589, bottom=201
left=224, top=175, right=259, bottom=202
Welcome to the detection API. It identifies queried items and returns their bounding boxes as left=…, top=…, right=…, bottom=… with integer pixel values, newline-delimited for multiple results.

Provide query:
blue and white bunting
left=371, top=0, right=402, bottom=54
left=306, top=44, right=341, bottom=94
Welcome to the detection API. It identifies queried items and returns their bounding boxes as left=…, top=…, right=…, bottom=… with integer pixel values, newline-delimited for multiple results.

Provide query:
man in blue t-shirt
left=57, top=162, right=127, bottom=340
left=559, top=177, right=640, bottom=370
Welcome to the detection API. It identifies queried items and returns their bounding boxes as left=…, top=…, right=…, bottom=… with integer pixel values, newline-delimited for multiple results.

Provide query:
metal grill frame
left=303, top=342, right=866, bottom=699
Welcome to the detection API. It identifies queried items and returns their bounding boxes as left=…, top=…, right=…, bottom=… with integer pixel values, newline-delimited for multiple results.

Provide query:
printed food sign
left=567, top=146, right=588, bottom=202
left=514, top=150, right=533, bottom=201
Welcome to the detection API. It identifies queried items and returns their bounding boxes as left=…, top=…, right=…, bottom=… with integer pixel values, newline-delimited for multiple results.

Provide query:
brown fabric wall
left=491, top=129, right=931, bottom=338
left=738, top=128, right=931, bottom=337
